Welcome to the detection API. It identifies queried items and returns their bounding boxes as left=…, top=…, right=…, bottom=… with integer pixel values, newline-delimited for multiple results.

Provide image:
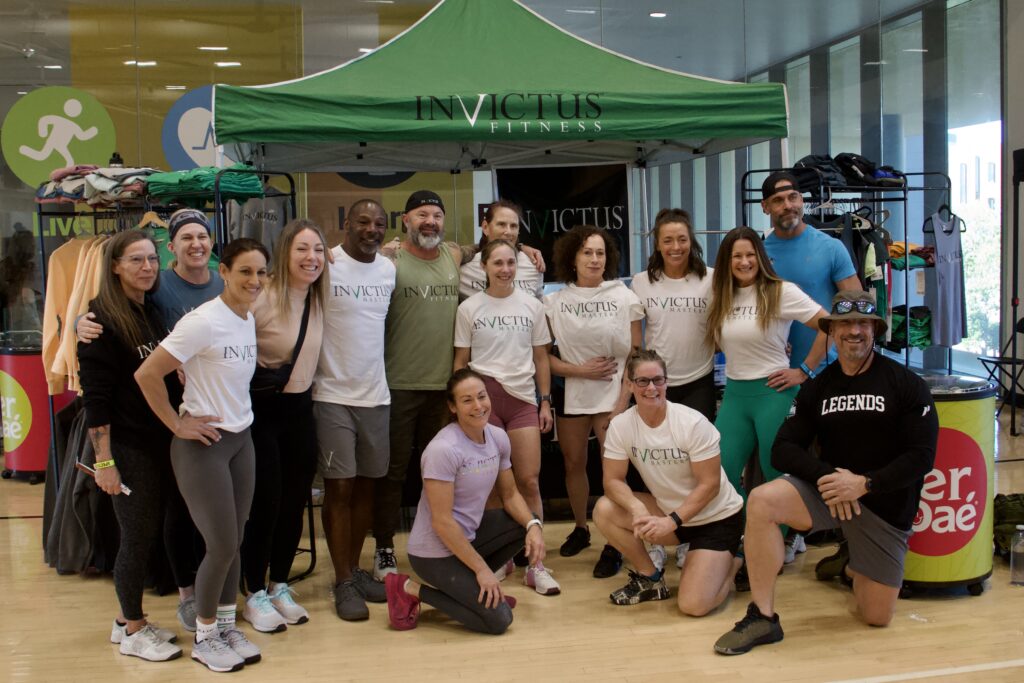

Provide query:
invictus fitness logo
left=910, top=427, right=987, bottom=556
left=414, top=92, right=603, bottom=135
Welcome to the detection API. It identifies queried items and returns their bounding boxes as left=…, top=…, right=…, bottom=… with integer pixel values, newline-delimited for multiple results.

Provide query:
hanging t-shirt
left=153, top=269, right=224, bottom=330
left=719, top=282, right=821, bottom=380
left=227, top=195, right=290, bottom=257
left=544, top=280, right=643, bottom=414
left=314, top=246, right=396, bottom=407
left=630, top=269, right=714, bottom=386
left=406, top=422, right=512, bottom=558
left=160, top=296, right=257, bottom=433
left=923, top=213, right=967, bottom=347
left=764, top=226, right=856, bottom=373
left=385, top=246, right=460, bottom=391
left=454, top=290, right=551, bottom=405
left=459, top=250, right=543, bottom=300
left=604, top=402, right=742, bottom=525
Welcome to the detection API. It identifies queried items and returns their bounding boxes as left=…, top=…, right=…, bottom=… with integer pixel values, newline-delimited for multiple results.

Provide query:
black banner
left=494, top=164, right=629, bottom=281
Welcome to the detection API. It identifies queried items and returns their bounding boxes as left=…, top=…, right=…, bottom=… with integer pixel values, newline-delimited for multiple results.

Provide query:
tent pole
left=639, top=165, right=650, bottom=274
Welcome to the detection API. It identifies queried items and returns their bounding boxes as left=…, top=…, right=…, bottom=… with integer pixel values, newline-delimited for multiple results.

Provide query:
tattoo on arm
left=88, top=425, right=111, bottom=458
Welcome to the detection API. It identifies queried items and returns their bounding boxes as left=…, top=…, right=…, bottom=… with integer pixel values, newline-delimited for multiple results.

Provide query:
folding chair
left=978, top=317, right=1024, bottom=428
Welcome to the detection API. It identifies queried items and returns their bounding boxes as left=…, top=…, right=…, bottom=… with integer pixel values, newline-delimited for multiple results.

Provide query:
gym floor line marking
left=0, top=515, right=43, bottom=520
left=825, top=658, right=1024, bottom=683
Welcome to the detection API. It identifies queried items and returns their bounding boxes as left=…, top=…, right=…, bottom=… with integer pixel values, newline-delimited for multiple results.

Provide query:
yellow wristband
left=94, top=459, right=116, bottom=470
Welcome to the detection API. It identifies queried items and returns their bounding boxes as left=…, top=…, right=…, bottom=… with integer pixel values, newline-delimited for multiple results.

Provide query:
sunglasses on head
left=832, top=300, right=877, bottom=315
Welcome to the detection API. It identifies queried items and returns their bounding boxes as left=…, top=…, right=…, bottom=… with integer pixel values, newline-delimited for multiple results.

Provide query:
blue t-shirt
left=152, top=269, right=225, bottom=330
left=764, top=226, right=856, bottom=373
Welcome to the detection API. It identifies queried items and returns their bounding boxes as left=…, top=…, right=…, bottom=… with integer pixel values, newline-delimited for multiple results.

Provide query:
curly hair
left=551, top=224, right=619, bottom=284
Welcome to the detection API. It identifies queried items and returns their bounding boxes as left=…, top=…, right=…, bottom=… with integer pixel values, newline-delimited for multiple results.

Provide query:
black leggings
left=665, top=370, right=717, bottom=422
left=109, top=440, right=172, bottom=621
left=241, top=389, right=317, bottom=592
left=409, top=510, right=525, bottom=635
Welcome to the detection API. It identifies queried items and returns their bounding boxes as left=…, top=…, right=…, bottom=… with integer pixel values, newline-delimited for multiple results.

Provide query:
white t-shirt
left=454, top=290, right=551, bottom=404
left=459, top=250, right=544, bottom=301
left=719, top=282, right=821, bottom=380
left=160, top=296, right=257, bottom=433
left=604, top=402, right=742, bottom=524
left=631, top=269, right=714, bottom=386
left=314, top=246, right=396, bottom=407
left=543, top=280, right=643, bottom=414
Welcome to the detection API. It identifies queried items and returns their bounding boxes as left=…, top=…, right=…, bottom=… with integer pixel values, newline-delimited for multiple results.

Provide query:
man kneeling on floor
left=714, top=290, right=938, bottom=655
left=594, top=349, right=744, bottom=616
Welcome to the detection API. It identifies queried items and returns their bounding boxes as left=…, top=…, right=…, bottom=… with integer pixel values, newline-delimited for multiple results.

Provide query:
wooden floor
left=4, top=414, right=1024, bottom=682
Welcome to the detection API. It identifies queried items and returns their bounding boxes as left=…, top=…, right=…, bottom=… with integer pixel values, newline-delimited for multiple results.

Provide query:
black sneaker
left=609, top=570, right=670, bottom=605
left=592, top=544, right=622, bottom=578
left=815, top=540, right=850, bottom=582
left=714, top=602, right=784, bottom=655
left=734, top=562, right=750, bottom=592
left=559, top=527, right=591, bottom=557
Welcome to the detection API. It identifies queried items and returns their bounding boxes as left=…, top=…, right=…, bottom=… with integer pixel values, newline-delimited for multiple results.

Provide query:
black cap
left=761, top=171, right=802, bottom=200
left=404, top=190, right=445, bottom=214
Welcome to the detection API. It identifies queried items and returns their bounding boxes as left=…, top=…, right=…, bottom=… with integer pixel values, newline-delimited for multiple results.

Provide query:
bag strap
left=282, top=293, right=312, bottom=385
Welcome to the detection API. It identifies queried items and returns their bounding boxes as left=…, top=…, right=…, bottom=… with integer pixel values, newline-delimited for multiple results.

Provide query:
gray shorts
left=314, top=402, right=390, bottom=480
left=782, top=475, right=910, bottom=588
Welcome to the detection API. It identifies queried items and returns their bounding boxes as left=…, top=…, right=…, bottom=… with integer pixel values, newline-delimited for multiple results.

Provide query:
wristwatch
left=669, top=511, right=684, bottom=528
left=799, top=362, right=816, bottom=379
left=864, top=475, right=874, bottom=493
left=539, top=394, right=552, bottom=404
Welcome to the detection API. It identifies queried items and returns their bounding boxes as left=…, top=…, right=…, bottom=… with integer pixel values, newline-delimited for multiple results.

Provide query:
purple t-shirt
left=406, top=422, right=512, bottom=558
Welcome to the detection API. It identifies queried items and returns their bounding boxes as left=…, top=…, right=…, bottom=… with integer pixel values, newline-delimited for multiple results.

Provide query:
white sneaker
left=524, top=564, right=561, bottom=596
left=118, top=624, right=183, bottom=662
left=676, top=543, right=690, bottom=568
left=784, top=533, right=807, bottom=565
left=110, top=618, right=177, bottom=644
left=647, top=544, right=667, bottom=572
left=221, top=627, right=261, bottom=665
left=191, top=633, right=245, bottom=673
left=493, top=559, right=514, bottom=582
left=268, top=583, right=309, bottom=624
left=242, top=590, right=288, bottom=633
left=373, top=547, right=399, bottom=581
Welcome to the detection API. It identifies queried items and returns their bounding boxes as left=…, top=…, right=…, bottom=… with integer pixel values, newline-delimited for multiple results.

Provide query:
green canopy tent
left=213, top=0, right=788, bottom=173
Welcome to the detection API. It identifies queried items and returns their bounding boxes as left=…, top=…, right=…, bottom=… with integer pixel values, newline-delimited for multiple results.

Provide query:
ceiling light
left=17, top=90, right=28, bottom=95
left=649, top=11, right=667, bottom=18
left=199, top=46, right=229, bottom=51
left=137, top=60, right=157, bottom=67
left=215, top=61, right=242, bottom=67
left=43, top=64, right=62, bottom=69
left=903, top=48, right=928, bottom=53
left=361, top=1, right=396, bottom=4
left=165, top=85, right=187, bottom=90
left=863, top=60, right=887, bottom=66
left=124, top=60, right=136, bottom=65
left=358, top=48, right=373, bottom=53
left=565, top=8, right=597, bottom=13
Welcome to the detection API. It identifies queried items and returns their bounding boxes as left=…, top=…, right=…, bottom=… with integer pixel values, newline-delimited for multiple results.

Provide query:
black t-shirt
left=772, top=353, right=938, bottom=530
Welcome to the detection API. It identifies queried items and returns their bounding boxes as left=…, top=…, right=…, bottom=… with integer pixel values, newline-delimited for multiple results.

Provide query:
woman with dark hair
left=630, top=208, right=715, bottom=421
left=136, top=238, right=269, bottom=673
left=458, top=199, right=544, bottom=300
left=706, top=227, right=828, bottom=501
left=239, top=219, right=328, bottom=632
left=79, top=230, right=181, bottom=662
left=384, top=368, right=547, bottom=634
left=454, top=238, right=558, bottom=595
left=543, top=225, right=643, bottom=573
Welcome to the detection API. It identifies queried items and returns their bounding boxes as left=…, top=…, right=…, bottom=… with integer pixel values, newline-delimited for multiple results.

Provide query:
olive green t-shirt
left=384, top=246, right=460, bottom=390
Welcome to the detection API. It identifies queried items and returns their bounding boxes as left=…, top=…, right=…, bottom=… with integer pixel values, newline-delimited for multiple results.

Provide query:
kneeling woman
left=384, top=369, right=547, bottom=634
left=593, top=350, right=744, bottom=616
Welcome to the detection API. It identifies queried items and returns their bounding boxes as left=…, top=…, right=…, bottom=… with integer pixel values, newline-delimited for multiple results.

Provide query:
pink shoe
left=503, top=595, right=517, bottom=609
left=385, top=573, right=420, bottom=630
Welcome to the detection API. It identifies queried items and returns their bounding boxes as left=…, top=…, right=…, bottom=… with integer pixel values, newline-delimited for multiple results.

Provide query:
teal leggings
left=715, top=378, right=799, bottom=500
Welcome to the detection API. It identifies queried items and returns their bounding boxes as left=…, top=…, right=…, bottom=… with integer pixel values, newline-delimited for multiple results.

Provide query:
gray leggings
left=409, top=509, right=525, bottom=635
left=171, top=429, right=255, bottom=619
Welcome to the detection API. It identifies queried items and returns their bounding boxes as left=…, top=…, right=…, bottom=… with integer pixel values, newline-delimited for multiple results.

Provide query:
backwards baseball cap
left=818, top=290, right=887, bottom=335
left=168, top=208, right=211, bottom=240
left=404, top=190, right=445, bottom=214
left=761, top=171, right=802, bottom=200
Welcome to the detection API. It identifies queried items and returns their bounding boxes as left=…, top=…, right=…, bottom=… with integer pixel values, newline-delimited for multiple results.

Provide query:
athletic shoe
left=676, top=543, right=690, bottom=569
left=373, top=547, right=398, bottom=581
left=110, top=618, right=177, bottom=644
left=815, top=540, right=850, bottom=583
left=559, top=527, right=591, bottom=557
left=384, top=573, right=420, bottom=631
left=221, top=627, right=261, bottom=665
left=268, top=583, right=309, bottom=625
left=242, top=590, right=288, bottom=633
left=714, top=602, right=784, bottom=655
left=734, top=562, right=750, bottom=592
left=493, top=559, right=514, bottom=581
left=784, top=533, right=807, bottom=564
left=118, top=624, right=183, bottom=661
left=352, top=567, right=387, bottom=603
left=592, top=544, right=623, bottom=578
left=647, top=544, right=667, bottom=573
left=524, top=564, right=561, bottom=596
left=177, top=595, right=197, bottom=632
left=609, top=570, right=670, bottom=606
left=334, top=580, right=369, bottom=621
left=191, top=633, right=245, bottom=673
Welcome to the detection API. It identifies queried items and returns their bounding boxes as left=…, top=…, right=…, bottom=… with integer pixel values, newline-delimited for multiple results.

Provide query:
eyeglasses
left=118, top=255, right=160, bottom=267
left=832, top=300, right=877, bottom=315
left=631, top=375, right=667, bottom=387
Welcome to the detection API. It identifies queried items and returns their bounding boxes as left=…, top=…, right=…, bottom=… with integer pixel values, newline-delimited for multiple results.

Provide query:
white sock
left=195, top=620, right=218, bottom=643
left=268, top=582, right=285, bottom=596
left=216, top=604, right=236, bottom=632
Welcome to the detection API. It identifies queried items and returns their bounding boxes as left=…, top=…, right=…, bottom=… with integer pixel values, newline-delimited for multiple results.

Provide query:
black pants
left=665, top=371, right=717, bottom=422
left=241, top=389, right=317, bottom=592
left=409, top=509, right=525, bottom=635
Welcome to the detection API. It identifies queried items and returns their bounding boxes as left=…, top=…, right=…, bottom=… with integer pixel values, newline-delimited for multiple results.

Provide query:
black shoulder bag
left=250, top=294, right=311, bottom=395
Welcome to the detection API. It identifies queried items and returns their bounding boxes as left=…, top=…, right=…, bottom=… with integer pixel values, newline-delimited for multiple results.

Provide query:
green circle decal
left=0, top=370, right=32, bottom=452
left=1, top=86, right=116, bottom=188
